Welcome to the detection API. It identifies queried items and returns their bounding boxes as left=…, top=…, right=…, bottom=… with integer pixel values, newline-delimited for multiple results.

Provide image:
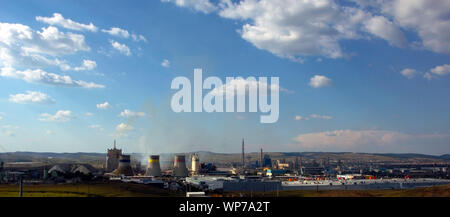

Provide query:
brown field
left=1, top=182, right=449, bottom=197
left=225, top=184, right=450, bottom=197
left=0, top=182, right=182, bottom=197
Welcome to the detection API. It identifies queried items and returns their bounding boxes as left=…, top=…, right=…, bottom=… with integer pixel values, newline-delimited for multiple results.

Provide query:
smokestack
left=145, top=155, right=161, bottom=176
left=113, top=155, right=134, bottom=176
left=242, top=138, right=245, bottom=168
left=173, top=155, right=188, bottom=177
left=191, top=153, right=200, bottom=175
left=260, top=148, right=263, bottom=168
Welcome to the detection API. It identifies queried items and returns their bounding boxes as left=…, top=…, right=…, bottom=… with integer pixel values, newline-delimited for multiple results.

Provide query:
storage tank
left=173, top=155, right=188, bottom=177
left=113, top=155, right=134, bottom=176
left=145, top=155, right=161, bottom=176
left=191, top=153, right=200, bottom=175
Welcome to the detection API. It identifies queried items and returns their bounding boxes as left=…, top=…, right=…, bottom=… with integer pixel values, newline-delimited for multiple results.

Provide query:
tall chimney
left=260, top=148, right=263, bottom=168
left=242, top=138, right=245, bottom=168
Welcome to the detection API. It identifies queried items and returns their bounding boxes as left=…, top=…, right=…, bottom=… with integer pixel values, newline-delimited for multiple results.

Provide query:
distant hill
left=0, top=151, right=448, bottom=168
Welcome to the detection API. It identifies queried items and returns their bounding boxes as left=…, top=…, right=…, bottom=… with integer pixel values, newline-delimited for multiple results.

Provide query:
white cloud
left=35, top=13, right=97, bottom=32
left=0, top=66, right=104, bottom=88
left=364, top=16, right=407, bottom=47
left=89, top=124, right=104, bottom=131
left=96, top=101, right=111, bottom=110
left=0, top=116, right=2, bottom=121
left=131, top=34, right=147, bottom=42
left=161, top=59, right=170, bottom=67
left=39, top=110, right=74, bottom=122
left=102, top=27, right=147, bottom=42
left=209, top=77, right=291, bottom=98
left=430, top=64, right=450, bottom=76
left=291, top=129, right=450, bottom=152
left=294, top=115, right=308, bottom=121
left=379, top=0, right=450, bottom=54
left=163, top=0, right=450, bottom=61
left=45, top=130, right=52, bottom=135
left=74, top=59, right=97, bottom=71
left=102, top=27, right=129, bottom=38
left=85, top=112, right=94, bottom=116
left=400, top=68, right=418, bottom=79
left=309, top=75, right=332, bottom=88
left=116, top=123, right=133, bottom=132
left=0, top=23, right=89, bottom=63
left=119, top=109, right=146, bottom=118
left=295, top=114, right=332, bottom=121
left=9, top=91, right=55, bottom=104
left=310, top=114, right=333, bottom=120
left=161, top=0, right=218, bottom=14
left=424, top=72, right=435, bottom=80
left=110, top=40, right=131, bottom=56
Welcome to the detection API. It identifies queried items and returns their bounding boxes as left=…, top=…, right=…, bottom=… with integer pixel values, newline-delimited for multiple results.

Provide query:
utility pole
left=19, top=176, right=23, bottom=197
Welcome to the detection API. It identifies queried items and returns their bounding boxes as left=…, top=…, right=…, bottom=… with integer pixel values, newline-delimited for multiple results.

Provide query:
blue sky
left=0, top=0, right=449, bottom=154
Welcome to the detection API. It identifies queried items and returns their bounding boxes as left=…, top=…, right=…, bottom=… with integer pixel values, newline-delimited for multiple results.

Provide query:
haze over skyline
left=0, top=0, right=449, bottom=155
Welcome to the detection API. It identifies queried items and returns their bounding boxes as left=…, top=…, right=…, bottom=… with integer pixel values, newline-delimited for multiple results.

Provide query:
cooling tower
left=191, top=153, right=200, bottom=175
left=173, top=155, right=188, bottom=177
left=113, top=155, right=134, bottom=176
left=145, top=155, right=161, bottom=176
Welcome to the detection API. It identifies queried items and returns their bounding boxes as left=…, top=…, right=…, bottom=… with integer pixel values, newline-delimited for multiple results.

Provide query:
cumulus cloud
left=119, top=109, right=146, bottom=118
left=0, top=23, right=89, bottom=61
left=400, top=68, right=418, bottom=79
left=110, top=40, right=131, bottom=56
left=74, top=59, right=97, bottom=71
left=364, top=16, right=407, bottom=47
left=430, top=64, right=450, bottom=76
left=102, top=27, right=147, bottom=42
left=39, top=110, right=74, bottom=122
left=9, top=91, right=55, bottom=104
left=378, top=0, right=450, bottom=54
left=161, top=59, right=170, bottom=68
left=0, top=66, right=104, bottom=88
left=116, top=123, right=133, bottom=132
left=291, top=129, right=450, bottom=153
left=96, top=101, right=111, bottom=109
left=85, top=112, right=94, bottom=116
left=164, top=0, right=450, bottom=61
left=161, top=0, right=218, bottom=14
left=208, top=77, right=291, bottom=98
left=309, top=75, right=332, bottom=88
left=35, top=13, right=97, bottom=32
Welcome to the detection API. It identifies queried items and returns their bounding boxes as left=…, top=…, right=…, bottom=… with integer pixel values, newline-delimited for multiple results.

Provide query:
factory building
left=106, top=140, right=122, bottom=172
left=145, top=155, right=161, bottom=176
left=173, top=155, right=188, bottom=177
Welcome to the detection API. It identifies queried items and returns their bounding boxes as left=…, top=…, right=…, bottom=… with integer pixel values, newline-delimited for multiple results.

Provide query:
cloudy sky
left=0, top=0, right=449, bottom=155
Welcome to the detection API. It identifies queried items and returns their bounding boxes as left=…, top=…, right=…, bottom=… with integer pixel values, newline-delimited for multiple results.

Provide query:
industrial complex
left=1, top=139, right=450, bottom=197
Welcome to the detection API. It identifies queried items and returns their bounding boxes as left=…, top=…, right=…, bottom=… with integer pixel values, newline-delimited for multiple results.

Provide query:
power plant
left=145, top=155, right=161, bottom=176
left=106, top=140, right=122, bottom=172
left=113, top=154, right=134, bottom=176
left=173, top=155, right=188, bottom=177
left=191, top=153, right=200, bottom=175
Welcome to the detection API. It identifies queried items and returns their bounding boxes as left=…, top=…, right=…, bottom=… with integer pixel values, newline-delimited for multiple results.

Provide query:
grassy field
left=1, top=182, right=449, bottom=197
left=0, top=182, right=183, bottom=197
left=224, top=184, right=450, bottom=197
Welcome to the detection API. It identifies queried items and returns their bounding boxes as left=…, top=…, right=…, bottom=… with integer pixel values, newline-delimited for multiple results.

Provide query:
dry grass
left=0, top=182, right=182, bottom=197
